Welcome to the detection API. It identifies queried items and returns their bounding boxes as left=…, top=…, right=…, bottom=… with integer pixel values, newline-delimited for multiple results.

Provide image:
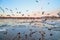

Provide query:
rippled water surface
left=0, top=19, right=60, bottom=40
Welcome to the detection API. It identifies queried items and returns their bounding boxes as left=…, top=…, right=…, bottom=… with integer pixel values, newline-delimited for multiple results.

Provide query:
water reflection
left=0, top=19, right=60, bottom=40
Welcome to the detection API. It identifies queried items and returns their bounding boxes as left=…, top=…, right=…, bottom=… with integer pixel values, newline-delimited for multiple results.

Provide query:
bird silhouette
left=10, top=9, right=13, bottom=13
left=0, top=7, right=5, bottom=13
left=7, top=15, right=10, bottom=16
left=26, top=10, right=29, bottom=12
left=47, top=13, right=50, bottom=15
left=16, top=11, right=18, bottom=13
left=28, top=15, right=30, bottom=17
left=42, top=11, right=44, bottom=15
left=22, top=14, right=24, bottom=16
left=36, top=0, right=39, bottom=3
left=48, top=2, right=50, bottom=5
left=5, top=8, right=8, bottom=10
left=12, top=14, right=15, bottom=16
left=0, top=15, right=2, bottom=16
left=57, top=12, right=60, bottom=17
left=15, top=8, right=18, bottom=10
left=19, top=12, right=21, bottom=14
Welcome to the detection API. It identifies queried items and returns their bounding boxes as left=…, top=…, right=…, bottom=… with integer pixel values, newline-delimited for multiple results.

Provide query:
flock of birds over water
left=0, top=0, right=53, bottom=17
left=0, top=0, right=60, bottom=17
left=0, top=0, right=60, bottom=40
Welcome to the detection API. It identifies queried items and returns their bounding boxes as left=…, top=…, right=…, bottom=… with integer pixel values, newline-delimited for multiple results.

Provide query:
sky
left=0, top=0, right=60, bottom=16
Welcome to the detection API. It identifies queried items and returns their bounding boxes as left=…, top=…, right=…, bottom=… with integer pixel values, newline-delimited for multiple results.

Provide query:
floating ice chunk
left=0, top=28, right=6, bottom=32
left=45, top=21, right=56, bottom=25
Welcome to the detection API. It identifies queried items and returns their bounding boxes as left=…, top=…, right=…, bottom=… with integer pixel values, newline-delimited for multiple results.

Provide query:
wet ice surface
left=0, top=19, right=60, bottom=40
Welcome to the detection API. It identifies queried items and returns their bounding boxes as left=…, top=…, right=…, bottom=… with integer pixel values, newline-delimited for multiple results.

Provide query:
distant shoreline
left=0, top=16, right=60, bottom=19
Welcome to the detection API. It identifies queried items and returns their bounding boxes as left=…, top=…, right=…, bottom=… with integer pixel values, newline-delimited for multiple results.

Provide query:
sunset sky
left=0, top=0, right=60, bottom=16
